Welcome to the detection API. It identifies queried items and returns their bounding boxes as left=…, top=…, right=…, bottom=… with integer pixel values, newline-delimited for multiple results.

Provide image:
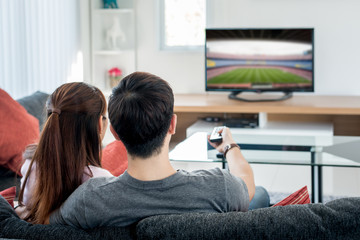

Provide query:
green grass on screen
left=208, top=68, right=309, bottom=84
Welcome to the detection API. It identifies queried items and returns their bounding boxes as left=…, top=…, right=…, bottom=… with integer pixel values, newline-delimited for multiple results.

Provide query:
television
left=205, top=28, right=314, bottom=102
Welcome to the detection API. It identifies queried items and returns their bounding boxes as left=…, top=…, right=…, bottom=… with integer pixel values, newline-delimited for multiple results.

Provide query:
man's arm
left=49, top=186, right=88, bottom=228
left=209, top=127, right=255, bottom=201
left=49, top=208, right=67, bottom=225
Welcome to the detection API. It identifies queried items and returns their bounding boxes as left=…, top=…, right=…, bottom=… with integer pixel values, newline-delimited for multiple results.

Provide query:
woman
left=17, top=82, right=113, bottom=224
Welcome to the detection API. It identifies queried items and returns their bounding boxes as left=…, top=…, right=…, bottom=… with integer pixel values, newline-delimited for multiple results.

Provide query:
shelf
left=89, top=0, right=136, bottom=93
left=93, top=9, right=133, bottom=14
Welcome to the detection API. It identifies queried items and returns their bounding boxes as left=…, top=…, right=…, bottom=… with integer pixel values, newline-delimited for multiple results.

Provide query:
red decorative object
left=108, top=67, right=123, bottom=88
left=272, top=186, right=310, bottom=207
left=0, top=186, right=16, bottom=208
left=102, top=140, right=128, bottom=177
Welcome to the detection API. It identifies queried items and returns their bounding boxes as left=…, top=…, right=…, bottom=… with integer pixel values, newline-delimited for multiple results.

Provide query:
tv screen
left=205, top=28, right=314, bottom=94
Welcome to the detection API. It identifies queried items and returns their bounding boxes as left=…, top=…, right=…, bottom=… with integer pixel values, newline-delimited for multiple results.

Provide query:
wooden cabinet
left=172, top=93, right=360, bottom=143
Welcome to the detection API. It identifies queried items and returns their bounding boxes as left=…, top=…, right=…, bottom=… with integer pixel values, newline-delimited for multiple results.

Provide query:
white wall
left=207, top=0, right=360, bottom=96
left=136, top=0, right=360, bottom=96
left=135, top=0, right=204, bottom=93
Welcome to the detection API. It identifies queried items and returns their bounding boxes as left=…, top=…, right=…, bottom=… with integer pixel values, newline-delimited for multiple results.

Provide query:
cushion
left=102, top=140, right=128, bottom=176
left=0, top=186, right=16, bottom=208
left=17, top=91, right=49, bottom=130
left=0, top=89, right=39, bottom=175
left=272, top=186, right=310, bottom=207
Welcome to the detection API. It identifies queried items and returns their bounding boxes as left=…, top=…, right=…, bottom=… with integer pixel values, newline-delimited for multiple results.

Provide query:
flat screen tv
left=205, top=28, right=314, bottom=101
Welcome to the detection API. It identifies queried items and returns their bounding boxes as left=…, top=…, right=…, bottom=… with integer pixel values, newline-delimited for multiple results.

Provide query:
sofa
left=1, top=195, right=360, bottom=239
left=1, top=91, right=360, bottom=239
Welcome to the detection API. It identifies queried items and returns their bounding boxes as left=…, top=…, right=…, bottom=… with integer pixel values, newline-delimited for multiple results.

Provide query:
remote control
left=209, top=126, right=224, bottom=143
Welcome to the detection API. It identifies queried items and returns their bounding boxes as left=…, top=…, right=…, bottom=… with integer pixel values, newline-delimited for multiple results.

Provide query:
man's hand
left=208, top=127, right=236, bottom=153
left=208, top=127, right=255, bottom=201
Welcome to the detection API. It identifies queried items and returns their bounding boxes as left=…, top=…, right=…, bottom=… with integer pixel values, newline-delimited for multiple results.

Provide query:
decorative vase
left=108, top=67, right=122, bottom=88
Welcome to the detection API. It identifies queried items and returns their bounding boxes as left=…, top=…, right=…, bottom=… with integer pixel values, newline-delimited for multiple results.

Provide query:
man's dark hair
left=108, top=72, right=174, bottom=158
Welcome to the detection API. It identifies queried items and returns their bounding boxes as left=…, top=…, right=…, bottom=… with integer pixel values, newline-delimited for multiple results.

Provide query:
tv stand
left=228, top=91, right=293, bottom=102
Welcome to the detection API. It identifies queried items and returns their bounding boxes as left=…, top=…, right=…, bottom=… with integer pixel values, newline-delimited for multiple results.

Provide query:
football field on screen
left=208, top=68, right=309, bottom=84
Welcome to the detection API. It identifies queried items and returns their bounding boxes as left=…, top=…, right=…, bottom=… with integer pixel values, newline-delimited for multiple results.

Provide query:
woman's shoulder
left=20, top=158, right=35, bottom=177
left=82, top=165, right=113, bottom=183
left=88, top=165, right=113, bottom=176
left=22, top=144, right=37, bottom=160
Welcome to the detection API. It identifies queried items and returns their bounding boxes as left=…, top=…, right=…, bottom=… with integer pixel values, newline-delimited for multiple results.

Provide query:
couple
left=18, top=71, right=269, bottom=227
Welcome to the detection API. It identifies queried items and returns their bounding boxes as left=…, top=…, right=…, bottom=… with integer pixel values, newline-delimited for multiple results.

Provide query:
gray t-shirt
left=50, top=168, right=249, bottom=228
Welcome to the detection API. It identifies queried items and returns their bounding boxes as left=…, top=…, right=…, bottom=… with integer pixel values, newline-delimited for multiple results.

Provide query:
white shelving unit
left=89, top=0, right=136, bottom=93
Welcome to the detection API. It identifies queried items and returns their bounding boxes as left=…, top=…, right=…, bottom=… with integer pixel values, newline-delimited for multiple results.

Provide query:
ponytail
left=18, top=82, right=106, bottom=224
left=20, top=113, right=64, bottom=224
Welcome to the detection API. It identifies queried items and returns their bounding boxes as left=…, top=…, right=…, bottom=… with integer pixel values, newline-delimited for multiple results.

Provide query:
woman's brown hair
left=18, top=82, right=107, bottom=224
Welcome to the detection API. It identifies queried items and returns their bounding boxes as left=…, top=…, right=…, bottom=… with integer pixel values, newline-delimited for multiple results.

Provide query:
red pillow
left=0, top=89, right=39, bottom=175
left=0, top=186, right=16, bottom=208
left=102, top=140, right=128, bottom=176
left=272, top=186, right=310, bottom=207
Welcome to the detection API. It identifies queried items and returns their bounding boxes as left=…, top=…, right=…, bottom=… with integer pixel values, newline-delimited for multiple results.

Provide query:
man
left=50, top=72, right=269, bottom=228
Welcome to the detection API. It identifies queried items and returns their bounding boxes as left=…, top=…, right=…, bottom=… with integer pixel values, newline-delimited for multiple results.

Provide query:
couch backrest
left=136, top=197, right=360, bottom=240
left=1, top=195, right=360, bottom=240
left=0, top=195, right=134, bottom=240
left=17, top=91, right=49, bottom=131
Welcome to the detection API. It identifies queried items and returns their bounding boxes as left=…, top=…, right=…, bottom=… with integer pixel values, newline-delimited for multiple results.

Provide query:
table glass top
left=169, top=132, right=360, bottom=167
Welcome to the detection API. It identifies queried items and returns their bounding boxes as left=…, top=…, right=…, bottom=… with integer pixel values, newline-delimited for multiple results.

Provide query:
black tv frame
left=205, top=28, right=314, bottom=102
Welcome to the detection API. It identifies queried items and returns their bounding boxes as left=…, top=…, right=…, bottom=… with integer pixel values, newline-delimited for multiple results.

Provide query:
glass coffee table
left=170, top=132, right=360, bottom=203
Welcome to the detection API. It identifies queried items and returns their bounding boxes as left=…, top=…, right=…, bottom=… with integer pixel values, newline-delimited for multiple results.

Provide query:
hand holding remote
left=209, top=126, right=224, bottom=143
left=208, top=127, right=236, bottom=153
left=208, top=126, right=255, bottom=201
